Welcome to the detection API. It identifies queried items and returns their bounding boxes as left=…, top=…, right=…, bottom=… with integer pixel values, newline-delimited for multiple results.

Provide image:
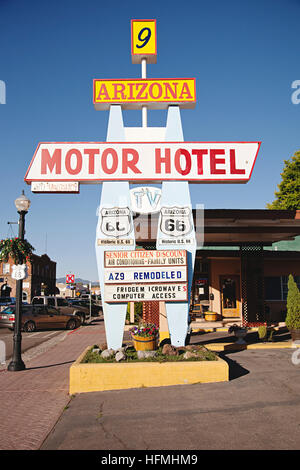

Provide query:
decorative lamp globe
left=14, top=191, right=31, bottom=212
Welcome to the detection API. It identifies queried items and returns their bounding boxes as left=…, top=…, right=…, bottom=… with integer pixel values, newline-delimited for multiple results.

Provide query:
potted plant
left=228, top=324, right=248, bottom=344
left=0, top=237, right=34, bottom=264
left=285, top=274, right=300, bottom=341
left=130, top=322, right=159, bottom=351
left=204, top=311, right=219, bottom=322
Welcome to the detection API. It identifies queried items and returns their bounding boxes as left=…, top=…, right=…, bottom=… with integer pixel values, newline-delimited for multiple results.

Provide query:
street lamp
left=7, top=191, right=31, bottom=372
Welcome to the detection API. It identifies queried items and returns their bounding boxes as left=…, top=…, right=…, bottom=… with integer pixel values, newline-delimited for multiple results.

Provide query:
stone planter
left=69, top=346, right=229, bottom=393
left=234, top=328, right=248, bottom=344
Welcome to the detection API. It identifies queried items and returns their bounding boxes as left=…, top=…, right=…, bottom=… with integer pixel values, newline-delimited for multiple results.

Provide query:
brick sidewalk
left=0, top=320, right=107, bottom=450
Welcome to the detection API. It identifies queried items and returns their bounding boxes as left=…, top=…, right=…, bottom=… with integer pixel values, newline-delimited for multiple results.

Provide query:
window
left=47, top=298, right=55, bottom=306
left=2, top=264, right=10, bottom=274
left=32, top=298, right=43, bottom=305
left=57, top=298, right=68, bottom=307
left=265, top=276, right=300, bottom=301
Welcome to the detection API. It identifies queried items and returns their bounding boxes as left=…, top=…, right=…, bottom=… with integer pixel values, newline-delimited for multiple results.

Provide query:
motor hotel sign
left=25, top=141, right=260, bottom=184
left=104, top=249, right=188, bottom=302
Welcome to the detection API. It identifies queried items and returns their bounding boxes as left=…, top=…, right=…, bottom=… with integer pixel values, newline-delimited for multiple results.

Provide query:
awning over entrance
left=134, top=209, right=300, bottom=246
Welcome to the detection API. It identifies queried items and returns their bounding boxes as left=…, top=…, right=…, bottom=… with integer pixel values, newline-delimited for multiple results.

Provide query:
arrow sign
left=25, top=141, right=261, bottom=185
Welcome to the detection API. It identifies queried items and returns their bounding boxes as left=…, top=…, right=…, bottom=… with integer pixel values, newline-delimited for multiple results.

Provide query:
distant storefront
left=0, top=253, right=57, bottom=303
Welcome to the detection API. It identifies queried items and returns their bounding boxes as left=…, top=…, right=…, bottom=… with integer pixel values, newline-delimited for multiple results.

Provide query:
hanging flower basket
left=0, top=237, right=35, bottom=265
left=130, top=323, right=159, bottom=351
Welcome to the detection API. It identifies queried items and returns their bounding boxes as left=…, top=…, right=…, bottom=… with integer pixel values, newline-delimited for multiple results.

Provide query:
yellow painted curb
left=69, top=346, right=229, bottom=394
left=159, top=331, right=170, bottom=342
left=204, top=341, right=299, bottom=352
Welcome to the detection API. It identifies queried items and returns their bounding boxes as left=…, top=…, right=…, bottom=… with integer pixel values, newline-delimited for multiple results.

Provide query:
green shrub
left=285, top=274, right=300, bottom=330
left=258, top=325, right=267, bottom=340
left=126, top=302, right=143, bottom=323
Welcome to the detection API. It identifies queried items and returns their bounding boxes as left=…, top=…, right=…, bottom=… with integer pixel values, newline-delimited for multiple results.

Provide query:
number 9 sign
left=131, top=19, right=157, bottom=64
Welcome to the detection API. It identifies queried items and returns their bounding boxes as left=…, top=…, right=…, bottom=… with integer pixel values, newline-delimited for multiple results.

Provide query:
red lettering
left=96, top=84, right=110, bottom=100
left=179, top=82, right=193, bottom=100
left=128, top=83, right=135, bottom=100
left=65, top=149, right=82, bottom=175
left=112, top=83, right=126, bottom=100
left=155, top=148, right=171, bottom=174
left=84, top=148, right=99, bottom=174
left=192, top=149, right=208, bottom=175
left=174, top=149, right=191, bottom=176
left=101, top=148, right=118, bottom=174
left=163, top=82, right=178, bottom=99
left=136, top=83, right=148, bottom=99
left=41, top=148, right=61, bottom=174
left=210, top=149, right=226, bottom=174
left=122, top=149, right=141, bottom=174
left=230, top=149, right=245, bottom=175
left=149, top=83, right=162, bottom=99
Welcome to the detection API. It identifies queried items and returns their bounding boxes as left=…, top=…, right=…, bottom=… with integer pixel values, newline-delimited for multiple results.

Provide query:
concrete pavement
left=0, top=320, right=299, bottom=450
left=41, top=348, right=300, bottom=450
left=0, top=319, right=107, bottom=450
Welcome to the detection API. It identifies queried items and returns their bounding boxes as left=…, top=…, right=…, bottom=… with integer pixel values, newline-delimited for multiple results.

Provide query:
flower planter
left=132, top=335, right=157, bottom=351
left=205, top=312, right=219, bottom=322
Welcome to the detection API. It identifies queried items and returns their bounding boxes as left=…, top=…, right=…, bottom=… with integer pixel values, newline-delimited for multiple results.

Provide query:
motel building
left=131, top=208, right=300, bottom=334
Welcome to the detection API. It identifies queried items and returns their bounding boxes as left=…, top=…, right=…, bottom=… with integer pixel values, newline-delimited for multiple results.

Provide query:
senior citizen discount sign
left=104, top=249, right=188, bottom=302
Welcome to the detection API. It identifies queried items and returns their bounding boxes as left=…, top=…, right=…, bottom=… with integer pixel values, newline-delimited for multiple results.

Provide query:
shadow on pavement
left=219, top=352, right=250, bottom=381
left=26, top=360, right=74, bottom=370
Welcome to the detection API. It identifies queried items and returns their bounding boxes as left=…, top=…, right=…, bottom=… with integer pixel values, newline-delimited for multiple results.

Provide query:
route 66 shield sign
left=11, top=264, right=27, bottom=281
left=100, top=207, right=133, bottom=238
left=160, top=206, right=193, bottom=237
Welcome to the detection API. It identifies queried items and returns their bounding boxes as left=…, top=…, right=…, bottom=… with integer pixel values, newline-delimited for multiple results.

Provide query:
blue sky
left=0, top=0, right=299, bottom=281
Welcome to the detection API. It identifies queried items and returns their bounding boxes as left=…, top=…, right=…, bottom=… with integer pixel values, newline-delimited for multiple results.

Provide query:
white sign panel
left=104, top=283, right=188, bottom=302
left=31, top=181, right=79, bottom=193
left=104, top=249, right=188, bottom=303
left=25, top=142, right=261, bottom=184
left=104, top=266, right=187, bottom=283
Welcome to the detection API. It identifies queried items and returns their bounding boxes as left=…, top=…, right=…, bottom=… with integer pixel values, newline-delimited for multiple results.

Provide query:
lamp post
left=7, top=191, right=31, bottom=372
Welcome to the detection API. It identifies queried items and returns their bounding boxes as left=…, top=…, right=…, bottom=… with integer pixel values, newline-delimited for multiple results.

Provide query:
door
left=46, top=307, right=66, bottom=329
left=32, top=306, right=52, bottom=329
left=220, top=275, right=241, bottom=318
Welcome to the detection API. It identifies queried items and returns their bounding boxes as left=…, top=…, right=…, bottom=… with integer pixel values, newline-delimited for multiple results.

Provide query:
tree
left=285, top=274, right=300, bottom=330
left=266, top=151, right=300, bottom=210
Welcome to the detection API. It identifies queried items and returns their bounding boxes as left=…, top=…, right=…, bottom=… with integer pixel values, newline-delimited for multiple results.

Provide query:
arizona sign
left=24, top=141, right=261, bottom=184
left=93, top=78, right=196, bottom=110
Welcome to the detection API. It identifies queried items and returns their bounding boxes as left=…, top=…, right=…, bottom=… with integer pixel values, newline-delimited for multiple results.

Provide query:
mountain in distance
left=56, top=277, right=99, bottom=286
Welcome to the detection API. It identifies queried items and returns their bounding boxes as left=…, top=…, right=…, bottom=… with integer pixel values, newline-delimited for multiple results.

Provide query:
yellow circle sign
left=131, top=19, right=157, bottom=64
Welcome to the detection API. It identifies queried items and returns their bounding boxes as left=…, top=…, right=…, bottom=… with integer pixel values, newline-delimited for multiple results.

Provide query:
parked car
left=0, top=297, right=17, bottom=312
left=67, top=298, right=102, bottom=317
left=31, top=296, right=89, bottom=325
left=0, top=305, right=81, bottom=331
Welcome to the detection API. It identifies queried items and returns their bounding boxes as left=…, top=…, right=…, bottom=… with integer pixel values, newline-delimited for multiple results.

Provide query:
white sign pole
left=95, top=105, right=136, bottom=350
left=141, top=58, right=147, bottom=128
left=156, top=106, right=197, bottom=347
